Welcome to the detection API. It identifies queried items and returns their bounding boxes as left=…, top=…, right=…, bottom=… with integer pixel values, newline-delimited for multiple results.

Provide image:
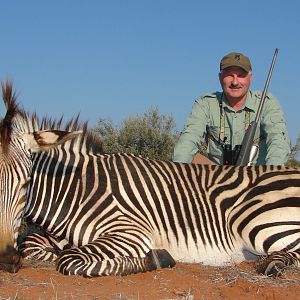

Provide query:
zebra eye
left=19, top=177, right=31, bottom=190
left=22, top=177, right=31, bottom=187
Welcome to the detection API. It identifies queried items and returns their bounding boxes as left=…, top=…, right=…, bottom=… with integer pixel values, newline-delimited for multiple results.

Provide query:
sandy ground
left=1, top=259, right=300, bottom=300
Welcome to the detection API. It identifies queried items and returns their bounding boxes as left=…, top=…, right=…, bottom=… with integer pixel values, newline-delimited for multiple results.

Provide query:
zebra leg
left=57, top=247, right=176, bottom=277
left=19, top=233, right=71, bottom=262
left=256, top=251, right=300, bottom=277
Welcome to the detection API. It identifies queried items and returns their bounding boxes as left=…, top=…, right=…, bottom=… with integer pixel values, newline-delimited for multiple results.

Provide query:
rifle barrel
left=254, top=48, right=279, bottom=123
left=235, top=48, right=279, bottom=166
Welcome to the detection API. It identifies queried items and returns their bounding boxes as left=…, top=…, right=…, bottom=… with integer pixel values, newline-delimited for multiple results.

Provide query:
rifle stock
left=235, top=48, right=279, bottom=166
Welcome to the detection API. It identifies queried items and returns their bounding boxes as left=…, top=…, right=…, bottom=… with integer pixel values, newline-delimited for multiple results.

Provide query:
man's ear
left=22, top=130, right=82, bottom=153
left=249, top=71, right=253, bottom=83
left=218, top=71, right=223, bottom=81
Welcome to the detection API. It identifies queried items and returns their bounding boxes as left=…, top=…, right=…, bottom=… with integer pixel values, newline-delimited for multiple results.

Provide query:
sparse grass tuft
left=205, top=262, right=300, bottom=288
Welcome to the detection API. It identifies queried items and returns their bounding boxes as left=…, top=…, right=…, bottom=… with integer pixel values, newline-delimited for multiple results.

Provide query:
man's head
left=219, top=52, right=252, bottom=108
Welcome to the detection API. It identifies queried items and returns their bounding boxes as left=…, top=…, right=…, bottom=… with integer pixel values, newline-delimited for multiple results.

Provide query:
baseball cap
left=220, top=52, right=252, bottom=72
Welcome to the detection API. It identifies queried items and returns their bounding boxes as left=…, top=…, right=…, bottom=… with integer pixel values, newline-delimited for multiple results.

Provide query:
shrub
left=94, top=107, right=179, bottom=161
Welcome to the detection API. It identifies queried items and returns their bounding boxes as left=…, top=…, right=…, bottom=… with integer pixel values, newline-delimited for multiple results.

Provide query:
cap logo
left=235, top=54, right=241, bottom=61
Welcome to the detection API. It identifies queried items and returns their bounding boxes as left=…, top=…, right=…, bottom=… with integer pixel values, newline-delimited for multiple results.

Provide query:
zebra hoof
left=146, top=249, right=176, bottom=270
left=256, top=259, right=286, bottom=277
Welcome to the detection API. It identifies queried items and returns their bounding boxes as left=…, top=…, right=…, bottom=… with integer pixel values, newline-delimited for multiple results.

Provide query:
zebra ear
left=23, top=130, right=82, bottom=153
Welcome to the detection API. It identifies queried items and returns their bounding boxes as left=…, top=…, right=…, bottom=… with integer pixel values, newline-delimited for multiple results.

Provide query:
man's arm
left=261, top=94, right=291, bottom=165
left=173, top=97, right=210, bottom=163
left=191, top=153, right=216, bottom=164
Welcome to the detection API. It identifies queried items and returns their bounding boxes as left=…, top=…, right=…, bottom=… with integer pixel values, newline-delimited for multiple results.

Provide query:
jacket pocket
left=270, top=114, right=285, bottom=124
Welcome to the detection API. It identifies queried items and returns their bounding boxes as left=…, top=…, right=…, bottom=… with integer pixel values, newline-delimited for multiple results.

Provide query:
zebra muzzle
left=0, top=245, right=22, bottom=273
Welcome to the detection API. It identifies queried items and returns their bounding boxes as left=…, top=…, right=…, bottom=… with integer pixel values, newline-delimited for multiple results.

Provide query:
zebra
left=0, top=81, right=299, bottom=278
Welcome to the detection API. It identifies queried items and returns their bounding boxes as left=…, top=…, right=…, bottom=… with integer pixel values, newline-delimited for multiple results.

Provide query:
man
left=173, top=52, right=291, bottom=165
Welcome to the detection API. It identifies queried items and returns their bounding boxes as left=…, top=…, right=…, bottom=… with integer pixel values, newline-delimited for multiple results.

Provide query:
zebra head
left=0, top=81, right=82, bottom=273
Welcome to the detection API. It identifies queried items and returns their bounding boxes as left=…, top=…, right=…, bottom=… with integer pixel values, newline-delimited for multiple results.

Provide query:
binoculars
left=223, top=144, right=242, bottom=165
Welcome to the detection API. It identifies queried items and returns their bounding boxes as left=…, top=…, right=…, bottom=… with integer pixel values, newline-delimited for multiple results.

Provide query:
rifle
left=235, top=48, right=279, bottom=166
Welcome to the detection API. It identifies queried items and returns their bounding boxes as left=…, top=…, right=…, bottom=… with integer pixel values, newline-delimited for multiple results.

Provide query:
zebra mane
left=0, top=80, right=19, bottom=152
left=1, top=80, right=103, bottom=154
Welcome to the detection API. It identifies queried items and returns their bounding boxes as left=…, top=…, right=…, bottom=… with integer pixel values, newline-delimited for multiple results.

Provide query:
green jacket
left=173, top=90, right=291, bottom=165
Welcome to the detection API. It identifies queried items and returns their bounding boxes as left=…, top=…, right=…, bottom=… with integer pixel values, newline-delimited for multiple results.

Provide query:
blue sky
left=0, top=1, right=299, bottom=146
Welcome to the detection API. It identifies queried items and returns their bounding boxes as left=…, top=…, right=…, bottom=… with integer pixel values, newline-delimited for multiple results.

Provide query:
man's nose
left=231, top=75, right=239, bottom=86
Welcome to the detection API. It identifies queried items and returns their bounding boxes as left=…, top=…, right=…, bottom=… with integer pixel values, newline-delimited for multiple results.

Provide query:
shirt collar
left=221, top=91, right=256, bottom=112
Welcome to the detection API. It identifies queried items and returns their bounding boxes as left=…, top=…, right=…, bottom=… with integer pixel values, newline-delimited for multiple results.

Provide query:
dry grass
left=204, top=262, right=300, bottom=288
left=2, top=259, right=300, bottom=300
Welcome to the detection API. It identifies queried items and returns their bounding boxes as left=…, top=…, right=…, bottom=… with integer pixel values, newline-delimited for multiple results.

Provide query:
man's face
left=219, top=66, right=252, bottom=103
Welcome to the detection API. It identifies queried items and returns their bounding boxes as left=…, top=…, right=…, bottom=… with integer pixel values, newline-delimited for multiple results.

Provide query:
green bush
left=94, top=107, right=179, bottom=161
left=286, top=134, right=300, bottom=167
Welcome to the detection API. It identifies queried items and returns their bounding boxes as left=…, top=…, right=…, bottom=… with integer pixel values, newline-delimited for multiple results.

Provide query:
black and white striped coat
left=0, top=81, right=299, bottom=277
